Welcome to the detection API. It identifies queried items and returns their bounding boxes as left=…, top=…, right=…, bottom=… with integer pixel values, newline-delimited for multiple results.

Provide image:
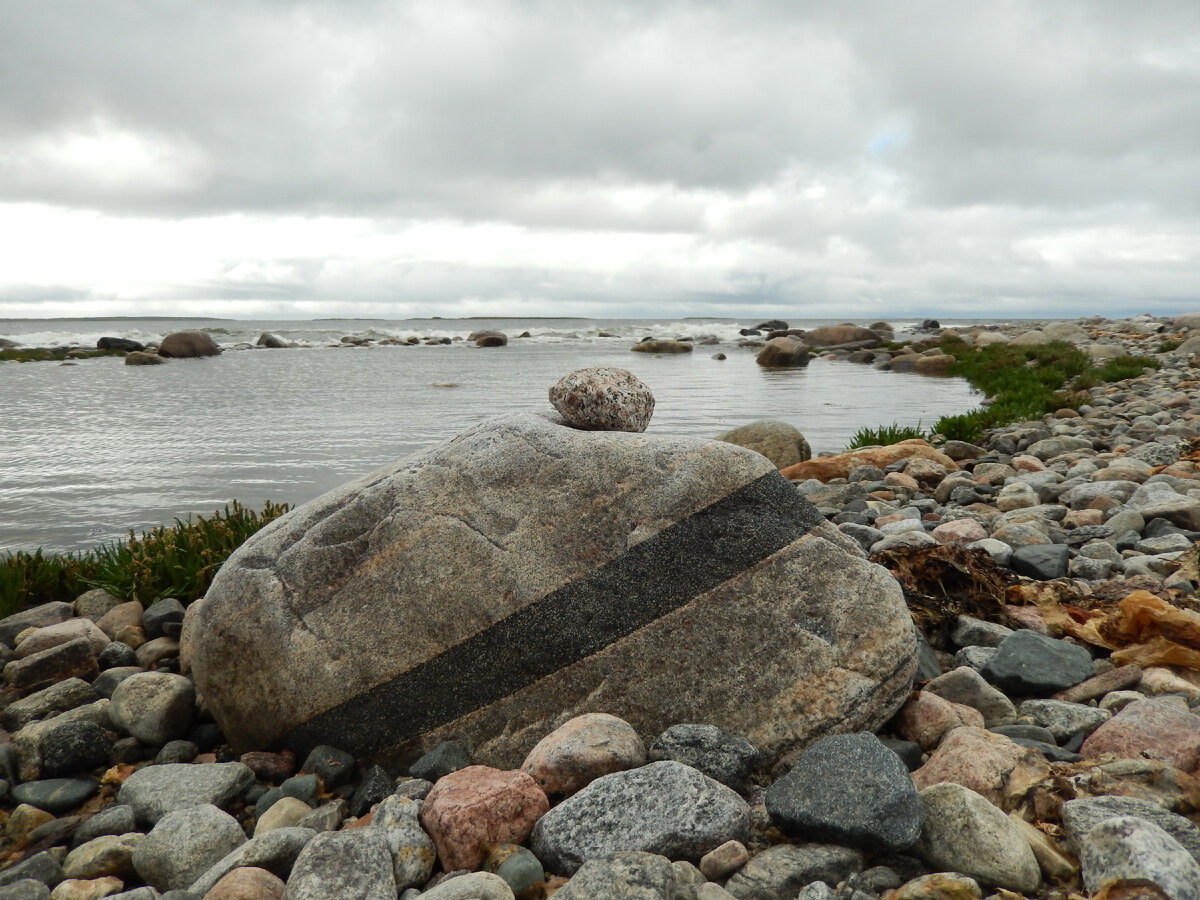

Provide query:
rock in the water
left=256, top=333, right=287, bottom=349
left=191, top=412, right=917, bottom=768
left=715, top=420, right=812, bottom=469
left=157, top=331, right=220, bottom=358
left=97, top=337, right=145, bottom=352
left=1078, top=816, right=1200, bottom=899
left=764, top=733, right=923, bottom=851
left=124, top=351, right=165, bottom=366
left=631, top=340, right=693, bottom=354
left=469, top=331, right=508, bottom=347
left=756, top=337, right=811, bottom=367
left=530, top=760, right=751, bottom=876
left=548, top=368, right=655, bottom=433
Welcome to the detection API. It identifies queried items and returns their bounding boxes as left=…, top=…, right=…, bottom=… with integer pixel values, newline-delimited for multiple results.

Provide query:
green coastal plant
left=850, top=338, right=1163, bottom=449
left=0, top=500, right=289, bottom=617
left=0, top=348, right=124, bottom=363
left=846, top=422, right=928, bottom=450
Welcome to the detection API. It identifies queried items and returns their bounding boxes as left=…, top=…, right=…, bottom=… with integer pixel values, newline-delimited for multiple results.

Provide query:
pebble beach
left=2, top=313, right=1200, bottom=899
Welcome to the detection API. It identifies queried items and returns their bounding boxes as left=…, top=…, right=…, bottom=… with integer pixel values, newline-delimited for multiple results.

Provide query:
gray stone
left=0, top=852, right=63, bottom=890
left=38, top=718, right=113, bottom=777
left=552, top=851, right=675, bottom=900
left=142, top=598, right=186, bottom=641
left=0, top=881, right=50, bottom=900
left=764, top=733, right=923, bottom=851
left=924, top=666, right=1016, bottom=725
left=2, top=679, right=98, bottom=731
left=132, top=803, right=246, bottom=891
left=10, top=777, right=98, bottom=815
left=723, top=844, right=864, bottom=900
left=72, top=804, right=138, bottom=848
left=104, top=890, right=158, bottom=900
left=187, top=826, right=315, bottom=896
left=192, top=412, right=917, bottom=768
left=63, top=832, right=142, bottom=880
left=715, top=420, right=812, bottom=470
left=1009, top=544, right=1071, bottom=579
left=915, top=782, right=1040, bottom=894
left=949, top=616, right=1013, bottom=649
left=109, top=672, right=195, bottom=745
left=118, top=762, right=255, bottom=825
left=284, top=829, right=397, bottom=900
left=1079, top=816, right=1200, bottom=899
left=954, top=646, right=997, bottom=672
left=0, top=603, right=74, bottom=648
left=495, top=847, right=544, bottom=897
left=370, top=796, right=435, bottom=890
left=92, top=667, right=142, bottom=699
left=1063, top=795, right=1200, bottom=866
left=530, top=760, right=751, bottom=876
left=420, top=872, right=516, bottom=900
left=647, top=724, right=760, bottom=794
left=408, top=741, right=470, bottom=783
left=981, top=630, right=1094, bottom=695
left=1018, top=699, right=1111, bottom=742
left=4, top=637, right=99, bottom=693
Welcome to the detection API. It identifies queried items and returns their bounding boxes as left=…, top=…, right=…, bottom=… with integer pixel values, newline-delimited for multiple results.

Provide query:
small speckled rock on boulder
left=548, top=367, right=655, bottom=433
left=191, top=409, right=918, bottom=769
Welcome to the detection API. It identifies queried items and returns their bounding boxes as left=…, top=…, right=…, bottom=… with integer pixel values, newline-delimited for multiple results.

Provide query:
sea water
left=0, top=316, right=996, bottom=553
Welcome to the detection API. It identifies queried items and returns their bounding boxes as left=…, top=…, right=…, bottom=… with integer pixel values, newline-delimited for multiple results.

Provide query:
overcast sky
left=2, top=1, right=1199, bottom=321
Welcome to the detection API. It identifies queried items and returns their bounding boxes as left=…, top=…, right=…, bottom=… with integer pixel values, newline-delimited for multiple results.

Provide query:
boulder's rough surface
left=157, top=331, right=220, bottom=358
left=548, top=368, right=654, bottom=433
left=192, top=412, right=917, bottom=768
left=714, top=420, right=812, bottom=470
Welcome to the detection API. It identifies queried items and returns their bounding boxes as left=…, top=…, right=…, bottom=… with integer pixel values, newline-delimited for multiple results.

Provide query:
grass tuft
left=0, top=500, right=289, bottom=617
left=846, top=422, right=929, bottom=450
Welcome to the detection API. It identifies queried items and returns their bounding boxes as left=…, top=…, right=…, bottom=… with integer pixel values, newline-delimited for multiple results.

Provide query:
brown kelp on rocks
left=0, top=319, right=1199, bottom=899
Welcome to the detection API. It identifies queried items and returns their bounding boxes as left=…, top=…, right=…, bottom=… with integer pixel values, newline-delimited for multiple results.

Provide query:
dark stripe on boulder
left=280, top=471, right=823, bottom=759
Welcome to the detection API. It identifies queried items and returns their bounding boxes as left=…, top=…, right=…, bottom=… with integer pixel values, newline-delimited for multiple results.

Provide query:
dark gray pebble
left=349, top=764, right=394, bottom=817
left=765, top=733, right=923, bottom=851
left=39, top=719, right=113, bottom=778
left=648, top=724, right=760, bottom=794
left=408, top=741, right=471, bottom=783
left=299, top=744, right=356, bottom=790
left=97, top=642, right=139, bottom=670
left=11, top=777, right=99, bottom=815
left=981, top=630, right=1094, bottom=694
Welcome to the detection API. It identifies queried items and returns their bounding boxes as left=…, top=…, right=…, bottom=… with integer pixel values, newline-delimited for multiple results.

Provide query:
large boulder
left=191, top=412, right=917, bottom=769
left=797, top=325, right=881, bottom=348
left=715, top=420, right=812, bottom=469
left=158, top=331, right=220, bottom=358
left=756, top=337, right=812, bottom=368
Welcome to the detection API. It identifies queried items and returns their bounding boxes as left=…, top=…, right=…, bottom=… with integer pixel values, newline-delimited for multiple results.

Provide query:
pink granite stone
left=548, top=367, right=655, bottom=433
left=521, top=712, right=646, bottom=799
left=894, top=691, right=986, bottom=751
left=205, top=866, right=286, bottom=900
left=419, top=765, right=549, bottom=871
left=1080, top=698, right=1200, bottom=773
left=911, top=726, right=1042, bottom=806
left=930, top=519, right=989, bottom=545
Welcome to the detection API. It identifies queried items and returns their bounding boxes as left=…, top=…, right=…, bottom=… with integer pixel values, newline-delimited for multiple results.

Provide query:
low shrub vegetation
left=0, top=500, right=289, bottom=617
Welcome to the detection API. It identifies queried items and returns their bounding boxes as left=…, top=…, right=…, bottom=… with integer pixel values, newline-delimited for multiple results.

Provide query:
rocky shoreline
left=1, top=315, right=1200, bottom=899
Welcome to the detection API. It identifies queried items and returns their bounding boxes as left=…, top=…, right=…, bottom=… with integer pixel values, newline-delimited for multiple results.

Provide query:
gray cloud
left=0, top=0, right=1198, bottom=317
